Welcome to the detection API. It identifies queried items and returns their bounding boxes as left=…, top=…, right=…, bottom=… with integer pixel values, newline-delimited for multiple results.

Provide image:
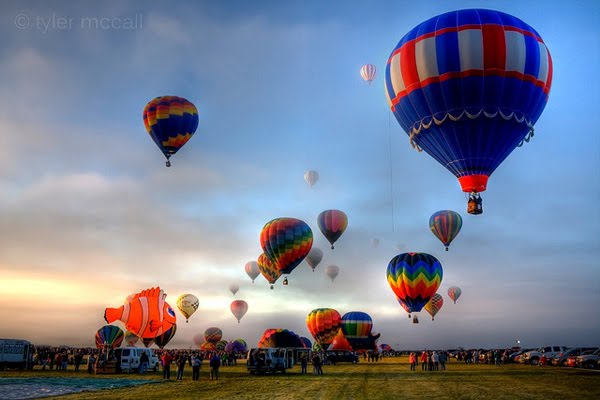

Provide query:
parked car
left=576, top=348, right=600, bottom=369
left=520, top=346, right=567, bottom=365
left=551, top=347, right=598, bottom=367
left=565, top=350, right=596, bottom=368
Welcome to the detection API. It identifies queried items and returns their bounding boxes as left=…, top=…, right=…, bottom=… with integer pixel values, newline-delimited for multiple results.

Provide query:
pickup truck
left=520, top=346, right=567, bottom=365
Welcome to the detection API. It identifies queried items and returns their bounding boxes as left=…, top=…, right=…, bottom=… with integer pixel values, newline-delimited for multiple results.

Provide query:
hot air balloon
left=225, top=339, right=247, bottom=353
left=154, top=324, right=177, bottom=349
left=124, top=331, right=139, bottom=347
left=424, top=293, right=444, bottom=321
left=387, top=253, right=443, bottom=314
left=360, top=64, right=377, bottom=84
left=397, top=296, right=413, bottom=317
left=429, top=210, right=463, bottom=251
left=258, top=329, right=303, bottom=348
left=216, top=340, right=229, bottom=351
left=341, top=312, right=373, bottom=341
left=299, top=337, right=312, bottom=349
left=306, top=308, right=342, bottom=348
left=257, top=252, right=281, bottom=289
left=260, top=217, right=313, bottom=278
left=371, top=238, right=380, bottom=248
left=200, top=342, right=216, bottom=352
left=385, top=9, right=553, bottom=214
left=380, top=343, right=393, bottom=352
left=230, top=300, right=248, bottom=323
left=176, top=293, right=199, bottom=323
left=317, top=210, right=348, bottom=249
left=448, top=286, right=462, bottom=304
left=304, top=170, right=319, bottom=188
left=305, top=247, right=323, bottom=272
left=330, top=330, right=353, bottom=351
left=95, top=325, right=124, bottom=349
left=142, top=338, right=154, bottom=348
left=142, top=96, right=199, bottom=167
left=204, top=327, right=223, bottom=344
left=325, top=265, right=340, bottom=282
left=192, top=333, right=204, bottom=348
left=229, top=284, right=239, bottom=296
left=245, top=261, right=260, bottom=283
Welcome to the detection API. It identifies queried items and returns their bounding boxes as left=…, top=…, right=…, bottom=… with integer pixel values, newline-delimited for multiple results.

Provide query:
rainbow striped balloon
left=260, top=217, right=313, bottom=274
left=448, top=286, right=462, bottom=304
left=306, top=308, right=342, bottom=347
left=257, top=253, right=281, bottom=289
left=387, top=252, right=443, bottom=313
left=204, top=327, right=222, bottom=344
left=341, top=311, right=373, bottom=340
left=142, top=96, right=199, bottom=166
left=424, top=293, right=444, bottom=321
left=429, top=210, right=462, bottom=251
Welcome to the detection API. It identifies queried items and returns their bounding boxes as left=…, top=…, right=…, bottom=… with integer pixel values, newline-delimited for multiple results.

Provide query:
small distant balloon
left=360, top=64, right=377, bottom=85
left=429, top=210, right=462, bottom=251
left=304, top=170, right=319, bottom=188
left=305, top=247, right=323, bottom=272
left=317, top=210, right=348, bottom=249
left=371, top=238, right=380, bottom=248
left=448, top=286, right=462, bottom=304
left=245, top=261, right=260, bottom=283
left=230, top=300, right=248, bottom=323
left=229, top=283, right=239, bottom=296
left=424, top=293, right=444, bottom=321
left=325, top=265, right=340, bottom=282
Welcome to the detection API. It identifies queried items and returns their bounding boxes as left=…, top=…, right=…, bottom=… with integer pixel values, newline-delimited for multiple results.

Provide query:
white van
left=115, top=347, right=159, bottom=372
left=0, top=339, right=34, bottom=370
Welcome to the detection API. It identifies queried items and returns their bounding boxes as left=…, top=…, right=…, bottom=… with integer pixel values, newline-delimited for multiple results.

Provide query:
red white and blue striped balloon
left=385, top=9, right=552, bottom=194
left=360, top=64, right=377, bottom=84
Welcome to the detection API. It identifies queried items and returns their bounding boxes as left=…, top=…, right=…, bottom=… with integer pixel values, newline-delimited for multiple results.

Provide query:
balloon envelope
left=306, top=308, right=342, bottom=347
left=304, top=170, right=319, bottom=187
left=229, top=284, right=239, bottom=296
left=260, top=217, right=313, bottom=274
left=429, top=210, right=463, bottom=250
left=360, top=64, right=377, bottom=84
left=317, top=210, right=348, bottom=249
left=176, top=293, right=199, bottom=323
left=124, top=331, right=139, bottom=347
left=385, top=9, right=552, bottom=194
left=424, top=293, right=444, bottom=320
left=257, top=252, right=281, bottom=288
left=245, top=261, right=260, bottom=283
left=204, top=327, right=223, bottom=344
left=305, top=247, right=323, bottom=271
left=325, top=265, right=340, bottom=282
left=154, top=324, right=177, bottom=349
left=142, top=96, right=199, bottom=166
left=258, top=328, right=303, bottom=348
left=230, top=300, right=249, bottom=323
left=448, top=286, right=462, bottom=304
left=341, top=311, right=373, bottom=340
left=95, top=325, right=124, bottom=349
left=387, top=252, right=443, bottom=313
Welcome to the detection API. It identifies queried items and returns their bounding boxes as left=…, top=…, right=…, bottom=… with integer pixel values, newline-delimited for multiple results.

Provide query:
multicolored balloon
left=387, top=252, right=443, bottom=313
left=317, top=210, right=348, bottom=249
left=200, top=342, right=216, bottom=352
left=304, top=170, right=319, bottom=188
left=397, top=296, right=413, bottom=317
left=154, top=324, right=177, bottom=349
left=424, top=293, right=444, bottom=321
left=260, top=217, right=313, bottom=274
left=329, top=330, right=353, bottom=351
left=257, top=252, right=282, bottom=289
left=305, top=247, right=323, bottom=272
left=204, top=327, right=223, bottom=344
left=360, top=64, right=377, bottom=84
left=95, top=325, right=124, bottom=349
left=341, top=311, right=373, bottom=340
left=176, top=293, right=199, bottom=323
left=385, top=9, right=553, bottom=212
left=299, top=337, right=312, bottom=349
left=245, top=261, right=260, bottom=283
left=142, top=96, right=199, bottom=167
left=429, top=210, right=463, bottom=251
left=216, top=340, right=228, bottom=351
left=325, top=264, right=340, bottom=282
left=306, top=308, right=342, bottom=347
left=380, top=343, right=393, bottom=352
left=230, top=300, right=248, bottom=323
left=448, top=286, right=462, bottom=304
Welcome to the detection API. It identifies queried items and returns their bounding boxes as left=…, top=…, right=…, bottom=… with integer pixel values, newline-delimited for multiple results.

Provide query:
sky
left=0, top=0, right=598, bottom=351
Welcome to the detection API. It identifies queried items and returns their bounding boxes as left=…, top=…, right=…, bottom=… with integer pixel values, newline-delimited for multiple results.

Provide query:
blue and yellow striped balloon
left=429, top=210, right=462, bottom=251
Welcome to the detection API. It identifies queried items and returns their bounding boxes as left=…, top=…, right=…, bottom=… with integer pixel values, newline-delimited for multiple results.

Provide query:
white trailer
left=0, top=339, right=34, bottom=370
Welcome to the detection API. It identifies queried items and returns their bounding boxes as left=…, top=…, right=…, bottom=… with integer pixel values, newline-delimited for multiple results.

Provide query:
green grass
left=2, top=358, right=599, bottom=399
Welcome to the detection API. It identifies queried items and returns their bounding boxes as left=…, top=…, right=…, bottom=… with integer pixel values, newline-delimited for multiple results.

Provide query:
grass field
left=2, top=358, right=599, bottom=399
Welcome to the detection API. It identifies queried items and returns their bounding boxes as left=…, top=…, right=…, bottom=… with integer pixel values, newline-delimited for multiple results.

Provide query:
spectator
left=191, top=353, right=202, bottom=381
left=409, top=352, right=417, bottom=371
left=210, top=353, right=221, bottom=380
left=176, top=353, right=186, bottom=381
left=162, top=352, right=173, bottom=380
left=139, top=351, right=149, bottom=374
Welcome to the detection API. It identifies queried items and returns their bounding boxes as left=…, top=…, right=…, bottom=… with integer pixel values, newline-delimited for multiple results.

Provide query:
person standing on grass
left=210, top=353, right=221, bottom=380
left=439, top=351, right=447, bottom=370
left=139, top=351, right=149, bottom=374
left=162, top=351, right=173, bottom=380
left=191, top=353, right=202, bottom=381
left=87, top=353, right=96, bottom=374
left=176, top=353, right=186, bottom=381
left=409, top=352, right=417, bottom=371
left=300, top=354, right=308, bottom=374
left=74, top=351, right=83, bottom=372
left=420, top=351, right=428, bottom=370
